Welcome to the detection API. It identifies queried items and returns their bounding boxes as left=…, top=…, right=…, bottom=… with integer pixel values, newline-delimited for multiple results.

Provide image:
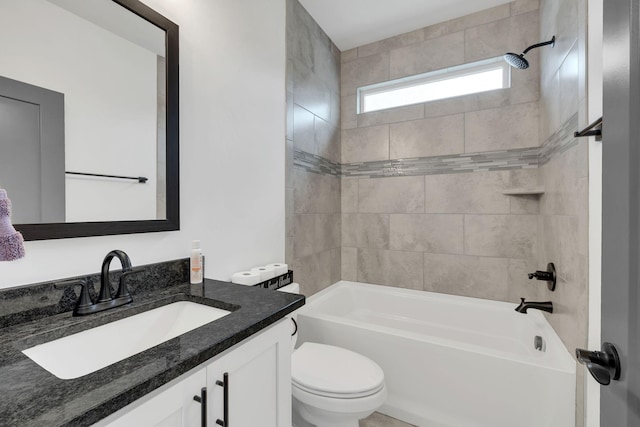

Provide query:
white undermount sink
left=22, top=301, right=231, bottom=379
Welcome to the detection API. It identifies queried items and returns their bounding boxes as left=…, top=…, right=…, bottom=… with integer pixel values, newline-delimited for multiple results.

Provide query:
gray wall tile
left=464, top=11, right=539, bottom=63
left=390, top=214, right=464, bottom=254
left=293, top=105, right=315, bottom=153
left=559, top=42, right=579, bottom=125
left=422, top=90, right=511, bottom=119
left=465, top=102, right=539, bottom=152
left=510, top=53, right=541, bottom=104
left=286, top=91, right=294, bottom=140
left=287, top=0, right=343, bottom=296
left=539, top=143, right=585, bottom=216
left=508, top=169, right=541, bottom=214
left=341, top=95, right=358, bottom=129
left=343, top=213, right=389, bottom=249
left=293, top=169, right=340, bottom=214
left=341, top=179, right=358, bottom=213
left=507, top=258, right=542, bottom=302
left=293, top=247, right=341, bottom=296
left=358, top=29, right=425, bottom=59
left=423, top=253, right=509, bottom=301
left=390, top=114, right=464, bottom=158
left=422, top=4, right=512, bottom=42
left=292, top=59, right=332, bottom=121
left=424, top=171, right=510, bottom=214
left=511, top=0, right=540, bottom=15
left=341, top=247, right=357, bottom=281
left=357, top=104, right=425, bottom=128
left=341, top=48, right=358, bottom=63
left=464, top=214, right=538, bottom=258
left=358, top=177, right=425, bottom=213
left=342, top=125, right=390, bottom=163
left=389, top=32, right=465, bottom=79
left=293, top=213, right=341, bottom=259
left=314, top=116, right=340, bottom=163
left=510, top=195, right=540, bottom=214
left=358, top=249, right=424, bottom=290
left=341, top=52, right=390, bottom=96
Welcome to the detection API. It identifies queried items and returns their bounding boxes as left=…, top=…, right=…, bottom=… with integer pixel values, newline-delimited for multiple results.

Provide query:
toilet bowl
left=278, top=283, right=387, bottom=427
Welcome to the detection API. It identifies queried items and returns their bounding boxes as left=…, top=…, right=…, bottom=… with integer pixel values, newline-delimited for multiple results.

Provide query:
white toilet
left=278, top=283, right=387, bottom=427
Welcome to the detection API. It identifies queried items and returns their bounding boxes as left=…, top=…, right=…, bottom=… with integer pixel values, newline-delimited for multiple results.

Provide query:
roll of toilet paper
left=251, top=266, right=276, bottom=281
left=231, top=271, right=261, bottom=286
left=266, top=263, right=288, bottom=276
left=278, top=282, right=299, bottom=294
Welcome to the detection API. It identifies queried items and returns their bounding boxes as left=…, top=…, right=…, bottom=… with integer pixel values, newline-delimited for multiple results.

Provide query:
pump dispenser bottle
left=190, top=240, right=203, bottom=284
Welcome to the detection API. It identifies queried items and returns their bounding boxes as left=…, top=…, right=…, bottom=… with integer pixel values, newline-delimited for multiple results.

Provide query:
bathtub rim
left=298, top=280, right=576, bottom=374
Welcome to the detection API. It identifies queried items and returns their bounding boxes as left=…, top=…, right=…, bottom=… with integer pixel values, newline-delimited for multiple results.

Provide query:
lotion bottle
left=190, top=240, right=203, bottom=284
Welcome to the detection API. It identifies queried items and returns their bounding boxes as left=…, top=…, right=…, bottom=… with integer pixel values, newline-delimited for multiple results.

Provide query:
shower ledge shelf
left=502, top=187, right=545, bottom=196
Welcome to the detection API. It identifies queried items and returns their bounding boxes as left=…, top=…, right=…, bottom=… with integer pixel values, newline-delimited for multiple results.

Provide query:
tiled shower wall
left=538, top=0, right=588, bottom=425
left=339, top=1, right=543, bottom=301
left=285, top=0, right=341, bottom=295
left=287, top=0, right=589, bottom=423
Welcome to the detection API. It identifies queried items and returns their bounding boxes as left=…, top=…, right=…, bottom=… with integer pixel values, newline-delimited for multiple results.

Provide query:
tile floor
left=360, top=412, right=416, bottom=427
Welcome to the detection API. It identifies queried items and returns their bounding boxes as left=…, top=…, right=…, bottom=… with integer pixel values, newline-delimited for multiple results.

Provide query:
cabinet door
left=97, top=368, right=207, bottom=427
left=206, top=320, right=291, bottom=427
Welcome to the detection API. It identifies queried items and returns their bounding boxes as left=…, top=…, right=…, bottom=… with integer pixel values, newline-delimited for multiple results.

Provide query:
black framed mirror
left=0, top=0, right=179, bottom=240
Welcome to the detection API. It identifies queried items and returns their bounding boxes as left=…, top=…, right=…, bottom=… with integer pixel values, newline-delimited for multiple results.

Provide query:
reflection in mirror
left=0, top=0, right=180, bottom=240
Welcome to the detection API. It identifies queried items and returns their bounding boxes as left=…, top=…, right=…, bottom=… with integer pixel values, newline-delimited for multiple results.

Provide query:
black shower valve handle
left=527, top=263, right=557, bottom=291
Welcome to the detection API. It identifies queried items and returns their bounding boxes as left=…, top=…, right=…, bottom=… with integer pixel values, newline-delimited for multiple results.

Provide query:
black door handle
left=576, top=342, right=621, bottom=385
left=215, top=372, right=229, bottom=426
left=193, top=387, right=207, bottom=427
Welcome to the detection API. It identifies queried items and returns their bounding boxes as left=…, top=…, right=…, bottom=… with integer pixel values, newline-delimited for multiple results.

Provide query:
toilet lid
left=292, top=343, right=384, bottom=398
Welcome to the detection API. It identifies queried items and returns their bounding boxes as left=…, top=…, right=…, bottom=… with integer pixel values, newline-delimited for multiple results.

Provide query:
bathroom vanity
left=0, top=263, right=304, bottom=427
left=95, top=315, right=291, bottom=427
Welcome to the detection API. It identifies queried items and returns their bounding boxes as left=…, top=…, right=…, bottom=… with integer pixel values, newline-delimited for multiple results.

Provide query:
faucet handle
left=55, top=279, right=93, bottom=314
left=115, top=266, right=145, bottom=301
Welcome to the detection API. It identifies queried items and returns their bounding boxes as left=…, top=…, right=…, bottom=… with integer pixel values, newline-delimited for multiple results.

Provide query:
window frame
left=357, top=57, right=511, bottom=114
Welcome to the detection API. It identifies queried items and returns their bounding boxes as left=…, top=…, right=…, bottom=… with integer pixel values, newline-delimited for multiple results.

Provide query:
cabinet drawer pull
left=193, top=387, right=207, bottom=427
left=215, top=372, right=229, bottom=426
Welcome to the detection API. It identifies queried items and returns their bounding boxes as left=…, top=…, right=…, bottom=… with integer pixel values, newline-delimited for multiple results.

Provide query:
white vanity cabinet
left=94, top=319, right=291, bottom=427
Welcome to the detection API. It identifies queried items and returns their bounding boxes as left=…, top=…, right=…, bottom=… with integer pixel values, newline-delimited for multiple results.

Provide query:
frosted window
left=358, top=58, right=510, bottom=114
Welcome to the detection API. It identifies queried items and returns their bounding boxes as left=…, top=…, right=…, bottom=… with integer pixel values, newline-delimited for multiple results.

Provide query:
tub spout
left=515, top=298, right=553, bottom=314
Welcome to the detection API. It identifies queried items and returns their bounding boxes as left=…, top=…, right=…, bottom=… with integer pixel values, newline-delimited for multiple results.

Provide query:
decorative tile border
left=293, top=149, right=342, bottom=176
left=341, top=147, right=539, bottom=179
left=293, top=113, right=579, bottom=178
left=539, top=113, right=579, bottom=166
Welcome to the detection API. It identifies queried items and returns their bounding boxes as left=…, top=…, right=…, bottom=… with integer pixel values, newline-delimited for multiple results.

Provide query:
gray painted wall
left=0, top=76, right=65, bottom=224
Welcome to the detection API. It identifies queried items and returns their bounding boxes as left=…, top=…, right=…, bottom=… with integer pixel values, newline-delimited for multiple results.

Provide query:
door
left=206, top=320, right=292, bottom=427
left=601, top=0, right=640, bottom=425
left=97, top=368, right=207, bottom=427
left=0, top=75, right=65, bottom=223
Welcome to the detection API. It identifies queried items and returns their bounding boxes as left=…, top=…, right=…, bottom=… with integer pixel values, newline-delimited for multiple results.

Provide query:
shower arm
left=522, top=36, right=556, bottom=55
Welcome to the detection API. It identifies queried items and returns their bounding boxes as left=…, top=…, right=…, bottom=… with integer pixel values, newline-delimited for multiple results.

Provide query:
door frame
left=601, top=0, right=640, bottom=424
left=586, top=0, right=603, bottom=425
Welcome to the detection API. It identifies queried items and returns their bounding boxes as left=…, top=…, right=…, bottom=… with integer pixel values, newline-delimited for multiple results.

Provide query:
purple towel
left=0, top=190, right=25, bottom=261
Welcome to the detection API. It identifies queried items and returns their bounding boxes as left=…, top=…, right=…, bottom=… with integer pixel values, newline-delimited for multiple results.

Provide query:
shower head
left=504, top=36, right=556, bottom=69
left=504, top=53, right=529, bottom=69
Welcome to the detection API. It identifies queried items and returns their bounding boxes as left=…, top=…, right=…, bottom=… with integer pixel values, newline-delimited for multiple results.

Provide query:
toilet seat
left=292, top=343, right=385, bottom=399
left=292, top=380, right=387, bottom=414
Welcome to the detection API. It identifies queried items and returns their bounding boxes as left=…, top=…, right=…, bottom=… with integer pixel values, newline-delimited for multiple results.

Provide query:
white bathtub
left=296, top=281, right=576, bottom=427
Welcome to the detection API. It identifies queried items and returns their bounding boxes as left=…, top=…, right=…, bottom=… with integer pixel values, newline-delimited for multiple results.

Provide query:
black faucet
left=55, top=250, right=143, bottom=316
left=515, top=298, right=553, bottom=314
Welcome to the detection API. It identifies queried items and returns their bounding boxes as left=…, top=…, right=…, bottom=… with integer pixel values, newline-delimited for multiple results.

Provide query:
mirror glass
left=0, top=0, right=179, bottom=239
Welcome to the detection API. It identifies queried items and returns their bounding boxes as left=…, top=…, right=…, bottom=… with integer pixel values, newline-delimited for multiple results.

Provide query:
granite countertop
left=0, top=279, right=304, bottom=426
